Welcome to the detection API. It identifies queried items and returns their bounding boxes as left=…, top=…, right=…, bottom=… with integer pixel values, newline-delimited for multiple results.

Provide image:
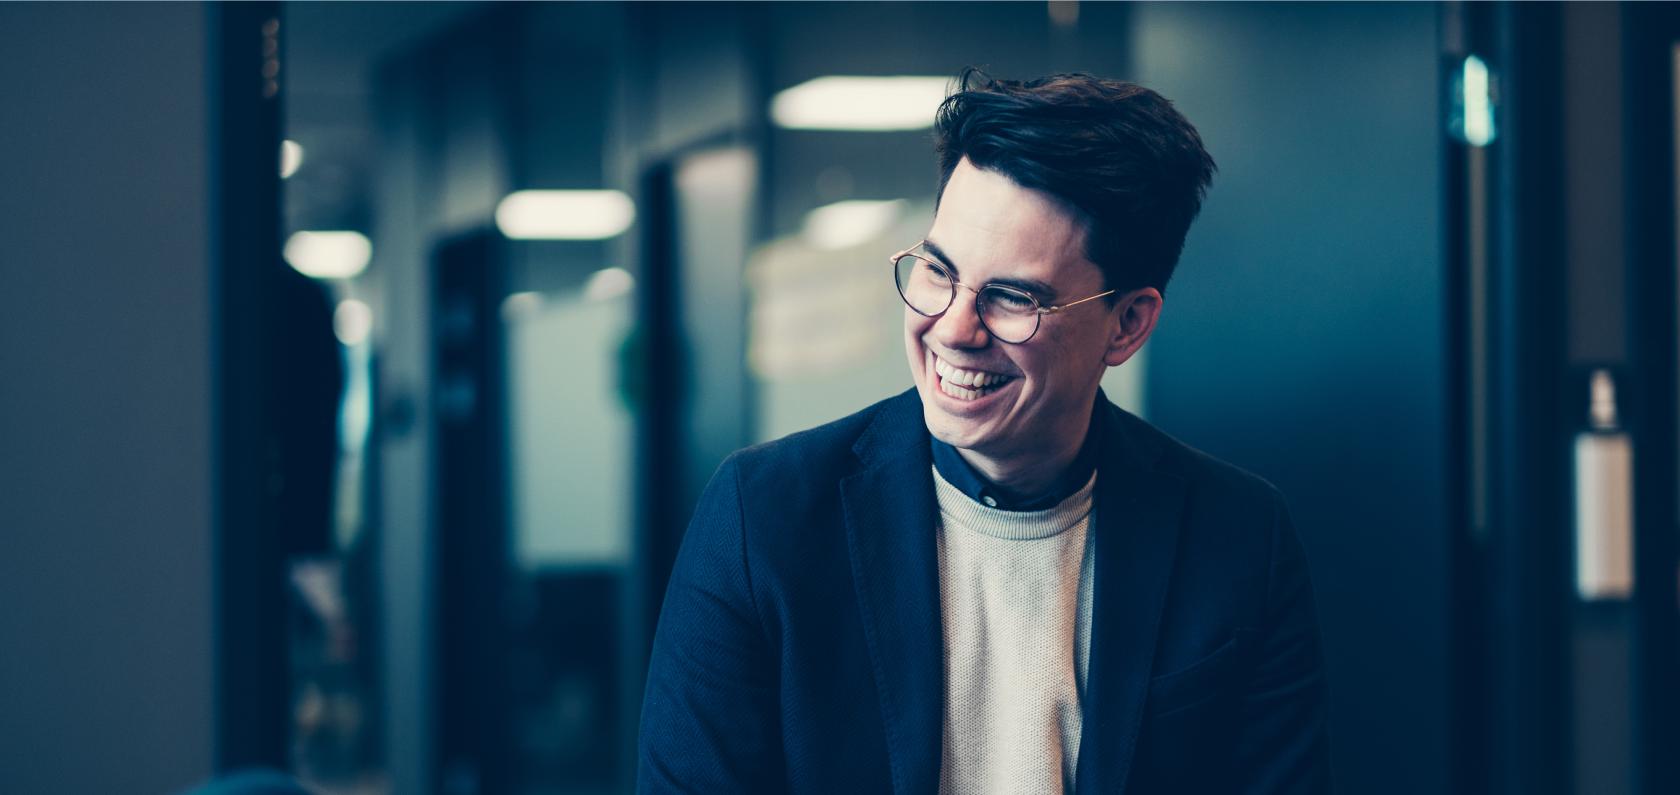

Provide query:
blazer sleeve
left=638, top=455, right=784, bottom=793
left=1234, top=500, right=1333, bottom=793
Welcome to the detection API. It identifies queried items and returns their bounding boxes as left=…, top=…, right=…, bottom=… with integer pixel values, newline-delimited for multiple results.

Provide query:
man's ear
left=1103, top=287, right=1162, bottom=367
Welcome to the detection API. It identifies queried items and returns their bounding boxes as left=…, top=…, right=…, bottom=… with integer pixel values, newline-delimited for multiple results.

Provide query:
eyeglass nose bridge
left=938, top=279, right=990, bottom=330
left=892, top=249, right=1046, bottom=344
left=945, top=276, right=989, bottom=310
left=938, top=278, right=1043, bottom=345
left=919, top=262, right=1005, bottom=312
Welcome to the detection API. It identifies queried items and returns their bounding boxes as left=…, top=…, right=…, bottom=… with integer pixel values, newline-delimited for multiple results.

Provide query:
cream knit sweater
left=933, top=466, right=1097, bottom=794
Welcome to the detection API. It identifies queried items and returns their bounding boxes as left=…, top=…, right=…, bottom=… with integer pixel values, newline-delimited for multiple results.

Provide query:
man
left=639, top=71, right=1330, bottom=793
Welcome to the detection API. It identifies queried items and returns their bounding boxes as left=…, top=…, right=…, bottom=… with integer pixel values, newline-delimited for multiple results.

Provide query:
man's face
left=905, top=158, right=1131, bottom=462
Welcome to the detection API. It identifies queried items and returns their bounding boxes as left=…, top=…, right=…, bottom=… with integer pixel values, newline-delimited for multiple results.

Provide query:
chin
left=922, top=410, right=969, bottom=447
left=919, top=393, right=997, bottom=451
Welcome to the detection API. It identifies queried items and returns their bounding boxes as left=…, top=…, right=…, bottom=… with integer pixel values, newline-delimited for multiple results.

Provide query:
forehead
left=927, top=159, right=1096, bottom=286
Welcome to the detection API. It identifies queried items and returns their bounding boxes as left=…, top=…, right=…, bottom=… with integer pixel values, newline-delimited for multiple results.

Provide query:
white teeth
left=940, top=379, right=978, bottom=400
left=933, top=356, right=1015, bottom=401
left=933, top=355, right=1009, bottom=390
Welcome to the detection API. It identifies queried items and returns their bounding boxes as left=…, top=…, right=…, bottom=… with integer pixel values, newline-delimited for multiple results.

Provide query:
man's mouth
left=933, top=354, right=1017, bottom=401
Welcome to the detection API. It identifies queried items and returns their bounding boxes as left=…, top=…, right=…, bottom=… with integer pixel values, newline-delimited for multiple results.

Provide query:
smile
left=934, top=354, right=1017, bottom=401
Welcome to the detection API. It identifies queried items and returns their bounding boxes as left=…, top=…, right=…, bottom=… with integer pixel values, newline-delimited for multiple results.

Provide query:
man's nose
left=932, top=289, right=991, bottom=349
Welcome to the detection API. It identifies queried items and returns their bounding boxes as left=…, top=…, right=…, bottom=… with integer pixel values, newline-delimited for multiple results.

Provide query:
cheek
left=903, top=312, right=933, bottom=373
left=1013, top=343, right=1079, bottom=399
left=903, top=310, right=933, bottom=346
left=1032, top=338, right=1103, bottom=399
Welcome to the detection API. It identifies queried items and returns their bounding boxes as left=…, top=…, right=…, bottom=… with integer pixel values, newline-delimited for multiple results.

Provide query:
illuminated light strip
left=495, top=190, right=636, bottom=240
left=771, top=76, right=951, bottom=131
left=802, top=199, right=907, bottom=250
left=1462, top=55, right=1495, bottom=147
left=284, top=231, right=371, bottom=279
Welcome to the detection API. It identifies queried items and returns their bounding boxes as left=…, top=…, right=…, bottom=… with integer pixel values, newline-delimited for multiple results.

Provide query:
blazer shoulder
left=1115, top=408, right=1289, bottom=515
left=723, top=392, right=900, bottom=505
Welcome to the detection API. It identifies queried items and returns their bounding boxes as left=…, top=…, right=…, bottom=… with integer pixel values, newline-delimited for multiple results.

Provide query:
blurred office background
left=3, top=2, right=1680, bottom=793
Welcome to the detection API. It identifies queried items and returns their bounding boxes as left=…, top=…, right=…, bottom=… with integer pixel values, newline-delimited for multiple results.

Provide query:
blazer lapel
left=1075, top=402, right=1188, bottom=794
left=839, top=391, right=1186, bottom=794
left=841, top=391, right=944, bottom=795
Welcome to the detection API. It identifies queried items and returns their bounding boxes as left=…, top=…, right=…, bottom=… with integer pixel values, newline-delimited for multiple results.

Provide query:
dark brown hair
left=934, top=69, right=1216, bottom=295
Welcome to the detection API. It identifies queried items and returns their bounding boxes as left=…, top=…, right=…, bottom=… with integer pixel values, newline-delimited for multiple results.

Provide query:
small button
left=982, top=495, right=998, bottom=508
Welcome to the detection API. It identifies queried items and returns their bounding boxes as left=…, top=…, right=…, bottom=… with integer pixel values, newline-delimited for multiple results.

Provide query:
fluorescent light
left=500, top=291, right=544, bottom=322
left=584, top=267, right=635, bottom=302
left=495, top=190, right=635, bottom=240
left=333, top=299, right=373, bottom=346
left=1462, top=55, right=1495, bottom=147
left=801, top=199, right=907, bottom=250
left=280, top=139, right=304, bottom=179
left=284, top=231, right=372, bottom=279
left=771, top=76, right=951, bottom=131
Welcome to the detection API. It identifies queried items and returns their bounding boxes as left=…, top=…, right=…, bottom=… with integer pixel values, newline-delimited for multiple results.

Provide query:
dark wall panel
left=0, top=4, right=215, bottom=793
left=1131, top=4, right=1449, bottom=792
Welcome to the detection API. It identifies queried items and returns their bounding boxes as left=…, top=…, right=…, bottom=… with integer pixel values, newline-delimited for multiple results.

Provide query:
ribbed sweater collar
left=932, top=465, right=1097, bottom=541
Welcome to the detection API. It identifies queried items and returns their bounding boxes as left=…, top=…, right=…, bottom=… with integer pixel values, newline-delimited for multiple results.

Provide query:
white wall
left=0, top=4, right=215, bottom=793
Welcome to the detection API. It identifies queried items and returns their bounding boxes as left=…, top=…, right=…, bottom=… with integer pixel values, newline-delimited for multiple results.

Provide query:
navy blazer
left=639, top=389, right=1331, bottom=793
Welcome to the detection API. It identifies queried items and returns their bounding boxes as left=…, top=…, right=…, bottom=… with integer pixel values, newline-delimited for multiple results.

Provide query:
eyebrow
left=920, top=239, right=1058, bottom=299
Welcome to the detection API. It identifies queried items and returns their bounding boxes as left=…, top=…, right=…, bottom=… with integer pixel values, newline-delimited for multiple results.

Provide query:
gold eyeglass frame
left=889, top=241, right=1117, bottom=344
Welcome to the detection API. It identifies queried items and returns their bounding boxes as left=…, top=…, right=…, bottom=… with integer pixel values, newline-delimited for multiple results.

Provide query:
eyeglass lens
left=893, top=254, right=1041, bottom=344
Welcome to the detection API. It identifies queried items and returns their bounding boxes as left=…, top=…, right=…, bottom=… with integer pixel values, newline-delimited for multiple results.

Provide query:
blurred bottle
left=1574, top=368, right=1633, bottom=601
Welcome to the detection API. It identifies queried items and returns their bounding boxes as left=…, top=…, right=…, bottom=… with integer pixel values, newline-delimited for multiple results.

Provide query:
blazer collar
left=841, top=389, right=1186, bottom=795
left=1075, top=400, right=1187, bottom=794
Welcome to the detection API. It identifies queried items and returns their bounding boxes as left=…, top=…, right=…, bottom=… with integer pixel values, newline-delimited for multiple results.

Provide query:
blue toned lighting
left=333, top=299, right=373, bottom=346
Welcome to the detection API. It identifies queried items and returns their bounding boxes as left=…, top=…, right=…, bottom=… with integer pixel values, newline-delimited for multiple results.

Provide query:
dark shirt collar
left=929, top=402, right=1103, bottom=512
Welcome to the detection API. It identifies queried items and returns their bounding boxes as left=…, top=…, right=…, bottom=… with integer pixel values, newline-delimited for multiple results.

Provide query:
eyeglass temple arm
left=1040, top=289, right=1118, bottom=315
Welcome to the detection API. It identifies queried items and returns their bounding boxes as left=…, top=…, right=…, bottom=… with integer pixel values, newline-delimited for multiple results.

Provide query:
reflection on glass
left=507, top=288, right=634, bottom=569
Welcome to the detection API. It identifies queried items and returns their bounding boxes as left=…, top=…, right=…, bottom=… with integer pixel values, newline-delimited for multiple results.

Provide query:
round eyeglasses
left=891, top=244, right=1117, bottom=344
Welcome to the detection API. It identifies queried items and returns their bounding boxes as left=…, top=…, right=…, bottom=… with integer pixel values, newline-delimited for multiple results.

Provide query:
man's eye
left=922, top=261, right=952, bottom=283
left=987, top=289, right=1037, bottom=312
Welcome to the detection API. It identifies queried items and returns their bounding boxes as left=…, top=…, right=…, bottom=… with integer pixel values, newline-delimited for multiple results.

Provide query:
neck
left=955, top=407, right=1094, bottom=502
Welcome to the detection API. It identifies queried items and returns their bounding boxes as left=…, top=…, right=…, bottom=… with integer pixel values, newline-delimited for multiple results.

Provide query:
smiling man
left=639, top=71, right=1331, bottom=794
